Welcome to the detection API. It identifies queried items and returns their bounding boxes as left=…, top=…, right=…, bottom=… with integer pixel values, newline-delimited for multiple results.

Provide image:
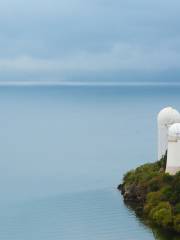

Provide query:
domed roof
left=168, top=123, right=180, bottom=138
left=158, top=107, right=180, bottom=126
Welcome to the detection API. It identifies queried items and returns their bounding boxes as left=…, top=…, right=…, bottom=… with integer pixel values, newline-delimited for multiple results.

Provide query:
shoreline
left=118, top=154, right=180, bottom=234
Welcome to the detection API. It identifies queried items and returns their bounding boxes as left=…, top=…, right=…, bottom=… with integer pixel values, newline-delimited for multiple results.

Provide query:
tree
left=150, top=202, right=173, bottom=228
left=173, top=214, right=180, bottom=232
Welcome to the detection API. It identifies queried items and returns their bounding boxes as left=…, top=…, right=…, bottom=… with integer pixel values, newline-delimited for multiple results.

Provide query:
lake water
left=0, top=84, right=180, bottom=239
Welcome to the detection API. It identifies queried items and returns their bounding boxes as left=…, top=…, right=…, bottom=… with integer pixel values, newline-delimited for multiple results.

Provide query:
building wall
left=166, top=140, right=180, bottom=175
left=158, top=125, right=168, bottom=160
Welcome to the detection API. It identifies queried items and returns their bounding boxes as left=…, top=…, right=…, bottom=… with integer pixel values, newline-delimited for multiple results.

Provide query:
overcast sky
left=0, top=0, right=180, bottom=83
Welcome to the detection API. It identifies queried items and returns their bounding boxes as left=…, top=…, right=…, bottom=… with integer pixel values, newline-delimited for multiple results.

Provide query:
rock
left=117, top=184, right=123, bottom=191
left=118, top=183, right=146, bottom=203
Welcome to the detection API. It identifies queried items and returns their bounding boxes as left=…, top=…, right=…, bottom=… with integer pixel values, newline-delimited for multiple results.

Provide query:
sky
left=0, top=0, right=180, bottom=83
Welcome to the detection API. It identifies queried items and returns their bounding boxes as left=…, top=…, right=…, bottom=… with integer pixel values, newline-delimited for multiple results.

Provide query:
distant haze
left=0, top=0, right=180, bottom=83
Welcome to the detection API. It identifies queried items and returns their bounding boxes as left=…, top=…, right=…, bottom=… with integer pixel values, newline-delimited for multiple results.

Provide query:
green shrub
left=146, top=191, right=163, bottom=206
left=159, top=186, right=173, bottom=202
left=150, top=202, right=173, bottom=228
left=174, top=203, right=180, bottom=214
left=144, top=202, right=154, bottom=215
left=123, top=170, right=136, bottom=184
left=121, top=153, right=180, bottom=233
left=163, top=173, right=173, bottom=184
left=148, top=175, right=164, bottom=192
left=173, top=214, right=180, bottom=232
left=153, top=207, right=172, bottom=227
left=158, top=152, right=167, bottom=170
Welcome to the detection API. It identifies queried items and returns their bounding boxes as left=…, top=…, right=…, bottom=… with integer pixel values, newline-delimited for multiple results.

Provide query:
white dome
left=158, top=107, right=180, bottom=126
left=168, top=123, right=180, bottom=138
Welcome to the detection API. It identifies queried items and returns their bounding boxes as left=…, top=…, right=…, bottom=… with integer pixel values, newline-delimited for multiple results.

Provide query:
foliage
left=122, top=153, right=180, bottom=233
left=174, top=203, right=180, bottom=214
left=149, top=202, right=173, bottom=228
left=173, top=214, right=180, bottom=232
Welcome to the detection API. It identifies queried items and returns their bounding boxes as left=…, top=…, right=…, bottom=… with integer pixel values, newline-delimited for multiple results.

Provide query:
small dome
left=158, top=107, right=180, bottom=126
left=168, top=123, right=180, bottom=138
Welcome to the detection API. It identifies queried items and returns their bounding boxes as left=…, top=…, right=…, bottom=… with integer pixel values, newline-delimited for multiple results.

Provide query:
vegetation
left=119, top=153, right=180, bottom=233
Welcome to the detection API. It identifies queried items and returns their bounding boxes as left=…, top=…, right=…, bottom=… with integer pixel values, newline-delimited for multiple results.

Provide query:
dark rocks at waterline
left=117, top=183, right=146, bottom=203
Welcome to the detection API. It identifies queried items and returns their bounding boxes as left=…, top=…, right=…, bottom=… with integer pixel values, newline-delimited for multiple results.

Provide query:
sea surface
left=0, top=84, right=180, bottom=240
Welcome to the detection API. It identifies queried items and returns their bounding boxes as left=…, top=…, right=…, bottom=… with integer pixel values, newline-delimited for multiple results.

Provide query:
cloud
left=0, top=42, right=180, bottom=76
left=0, top=0, right=180, bottom=82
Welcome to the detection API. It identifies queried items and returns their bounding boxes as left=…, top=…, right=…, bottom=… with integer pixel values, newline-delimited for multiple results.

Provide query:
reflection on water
left=124, top=201, right=180, bottom=240
left=1, top=188, right=179, bottom=240
left=1, top=188, right=180, bottom=240
left=0, top=189, right=156, bottom=240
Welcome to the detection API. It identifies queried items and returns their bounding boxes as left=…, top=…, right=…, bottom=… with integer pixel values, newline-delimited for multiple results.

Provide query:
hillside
left=118, top=154, right=180, bottom=233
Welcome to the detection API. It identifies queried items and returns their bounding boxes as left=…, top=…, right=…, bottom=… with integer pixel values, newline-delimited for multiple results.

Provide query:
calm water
left=0, top=85, right=180, bottom=239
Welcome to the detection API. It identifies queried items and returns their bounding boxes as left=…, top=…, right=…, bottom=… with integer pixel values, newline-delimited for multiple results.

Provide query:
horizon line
left=0, top=81, right=179, bottom=87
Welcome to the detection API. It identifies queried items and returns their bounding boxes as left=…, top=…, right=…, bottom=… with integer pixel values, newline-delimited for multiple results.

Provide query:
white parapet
left=166, top=123, right=180, bottom=175
left=158, top=107, right=180, bottom=160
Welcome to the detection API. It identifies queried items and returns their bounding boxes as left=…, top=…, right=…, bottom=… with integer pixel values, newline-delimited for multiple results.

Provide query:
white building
left=166, top=123, right=180, bottom=175
left=157, top=107, right=180, bottom=160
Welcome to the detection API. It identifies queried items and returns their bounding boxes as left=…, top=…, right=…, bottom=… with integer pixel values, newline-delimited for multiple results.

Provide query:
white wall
left=166, top=140, right=180, bottom=175
left=158, top=124, right=168, bottom=160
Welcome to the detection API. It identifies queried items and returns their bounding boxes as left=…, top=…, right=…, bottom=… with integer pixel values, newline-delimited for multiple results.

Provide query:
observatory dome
left=168, top=123, right=180, bottom=139
left=158, top=107, right=180, bottom=126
